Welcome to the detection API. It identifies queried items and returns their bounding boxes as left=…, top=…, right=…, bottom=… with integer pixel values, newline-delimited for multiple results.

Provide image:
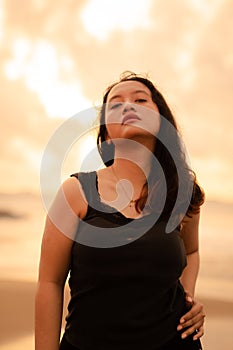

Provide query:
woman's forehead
left=107, top=80, right=151, bottom=101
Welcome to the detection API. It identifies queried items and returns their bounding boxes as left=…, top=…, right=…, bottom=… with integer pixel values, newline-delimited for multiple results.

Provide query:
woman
left=35, top=72, right=205, bottom=350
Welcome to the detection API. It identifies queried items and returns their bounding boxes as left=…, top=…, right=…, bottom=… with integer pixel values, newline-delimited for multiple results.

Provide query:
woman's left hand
left=177, top=292, right=206, bottom=340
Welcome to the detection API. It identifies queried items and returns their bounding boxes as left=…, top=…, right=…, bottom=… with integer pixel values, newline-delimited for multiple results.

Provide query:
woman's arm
left=177, top=212, right=206, bottom=340
left=35, top=177, right=86, bottom=350
left=35, top=217, right=73, bottom=350
left=180, top=250, right=199, bottom=297
left=180, top=213, right=200, bottom=296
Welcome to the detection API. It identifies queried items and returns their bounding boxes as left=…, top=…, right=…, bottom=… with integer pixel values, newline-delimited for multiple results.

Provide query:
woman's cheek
left=105, top=112, right=122, bottom=140
left=140, top=111, right=161, bottom=136
left=151, top=114, right=161, bottom=136
left=105, top=110, right=122, bottom=126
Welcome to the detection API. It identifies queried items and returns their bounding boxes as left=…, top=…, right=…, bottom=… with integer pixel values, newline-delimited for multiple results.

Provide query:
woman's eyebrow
left=108, top=90, right=150, bottom=102
left=134, top=90, right=150, bottom=96
left=108, top=94, right=122, bottom=102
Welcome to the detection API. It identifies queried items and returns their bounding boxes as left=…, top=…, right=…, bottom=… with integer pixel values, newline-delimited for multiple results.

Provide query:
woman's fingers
left=181, top=299, right=205, bottom=322
left=193, top=325, right=204, bottom=340
left=179, top=308, right=205, bottom=328
left=180, top=318, right=205, bottom=339
left=177, top=299, right=206, bottom=339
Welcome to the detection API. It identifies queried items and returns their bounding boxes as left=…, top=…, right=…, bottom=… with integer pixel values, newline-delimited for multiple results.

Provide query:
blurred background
left=0, top=0, right=232, bottom=349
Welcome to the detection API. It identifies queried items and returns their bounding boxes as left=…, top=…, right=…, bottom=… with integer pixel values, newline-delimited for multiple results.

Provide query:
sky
left=0, top=0, right=233, bottom=202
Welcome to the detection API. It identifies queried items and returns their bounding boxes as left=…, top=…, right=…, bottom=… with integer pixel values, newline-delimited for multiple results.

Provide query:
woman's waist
left=66, top=281, right=186, bottom=326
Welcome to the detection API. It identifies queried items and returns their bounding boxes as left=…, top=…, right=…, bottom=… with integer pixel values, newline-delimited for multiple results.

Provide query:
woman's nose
left=122, top=102, right=136, bottom=114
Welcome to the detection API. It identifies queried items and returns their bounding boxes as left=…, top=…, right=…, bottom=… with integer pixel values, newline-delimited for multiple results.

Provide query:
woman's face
left=105, top=80, right=160, bottom=143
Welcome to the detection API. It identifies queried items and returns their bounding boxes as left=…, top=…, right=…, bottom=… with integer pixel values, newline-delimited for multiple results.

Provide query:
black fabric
left=60, top=333, right=202, bottom=350
left=61, top=171, right=200, bottom=350
left=159, top=330, right=202, bottom=350
left=60, top=335, right=81, bottom=350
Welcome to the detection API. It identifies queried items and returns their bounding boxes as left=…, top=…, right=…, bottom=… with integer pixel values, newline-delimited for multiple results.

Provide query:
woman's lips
left=122, top=113, right=141, bottom=124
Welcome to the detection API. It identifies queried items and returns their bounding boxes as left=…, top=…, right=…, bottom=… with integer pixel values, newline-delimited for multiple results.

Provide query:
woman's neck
left=112, top=138, right=153, bottom=181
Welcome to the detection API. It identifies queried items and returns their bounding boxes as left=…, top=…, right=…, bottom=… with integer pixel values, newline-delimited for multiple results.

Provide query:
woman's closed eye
left=110, top=102, right=122, bottom=110
left=109, top=99, right=147, bottom=110
left=135, top=99, right=147, bottom=103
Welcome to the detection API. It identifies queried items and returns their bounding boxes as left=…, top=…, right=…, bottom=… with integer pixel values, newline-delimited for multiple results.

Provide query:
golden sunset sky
left=1, top=0, right=232, bottom=202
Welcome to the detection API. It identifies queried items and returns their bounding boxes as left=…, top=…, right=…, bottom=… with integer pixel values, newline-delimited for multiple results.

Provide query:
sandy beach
left=0, top=193, right=233, bottom=349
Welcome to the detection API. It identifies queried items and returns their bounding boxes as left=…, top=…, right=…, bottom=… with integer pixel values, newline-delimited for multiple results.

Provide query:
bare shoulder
left=56, top=176, right=88, bottom=219
left=44, top=176, right=88, bottom=247
left=39, top=176, right=88, bottom=284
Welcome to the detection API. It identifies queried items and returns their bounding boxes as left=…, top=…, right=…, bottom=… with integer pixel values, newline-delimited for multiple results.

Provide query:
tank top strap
left=70, top=171, right=98, bottom=207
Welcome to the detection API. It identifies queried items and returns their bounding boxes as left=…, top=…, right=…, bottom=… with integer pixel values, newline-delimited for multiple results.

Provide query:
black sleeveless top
left=64, top=171, right=187, bottom=350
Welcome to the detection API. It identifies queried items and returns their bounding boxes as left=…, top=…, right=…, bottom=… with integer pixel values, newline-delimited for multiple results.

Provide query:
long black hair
left=97, top=72, right=204, bottom=219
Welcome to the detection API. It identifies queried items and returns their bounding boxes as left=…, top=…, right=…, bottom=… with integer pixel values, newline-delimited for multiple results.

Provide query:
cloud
left=80, top=0, right=152, bottom=41
left=1, top=0, right=232, bottom=200
left=177, top=0, right=233, bottom=154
